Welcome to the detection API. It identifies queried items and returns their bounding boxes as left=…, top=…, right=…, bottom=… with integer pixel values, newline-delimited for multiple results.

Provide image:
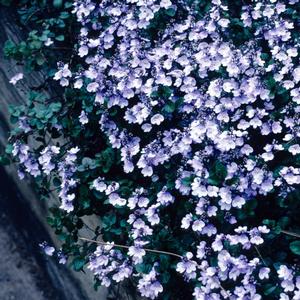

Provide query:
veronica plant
left=3, top=0, right=300, bottom=299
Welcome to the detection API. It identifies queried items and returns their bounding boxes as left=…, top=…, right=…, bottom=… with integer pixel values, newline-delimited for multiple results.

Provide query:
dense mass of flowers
left=6, top=0, right=300, bottom=299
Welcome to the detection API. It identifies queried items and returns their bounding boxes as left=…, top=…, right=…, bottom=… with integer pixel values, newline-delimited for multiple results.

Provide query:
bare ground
left=0, top=166, right=90, bottom=300
left=0, top=212, right=59, bottom=300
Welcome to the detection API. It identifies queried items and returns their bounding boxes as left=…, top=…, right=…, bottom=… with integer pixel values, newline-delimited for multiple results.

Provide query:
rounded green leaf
left=53, top=0, right=63, bottom=8
left=290, top=241, right=300, bottom=255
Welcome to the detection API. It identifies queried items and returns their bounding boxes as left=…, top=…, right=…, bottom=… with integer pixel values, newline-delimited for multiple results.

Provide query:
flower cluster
left=277, top=265, right=300, bottom=299
left=57, top=147, right=80, bottom=212
left=88, top=243, right=133, bottom=287
left=137, top=264, right=163, bottom=299
left=7, top=0, right=300, bottom=299
left=13, top=142, right=79, bottom=213
left=12, top=141, right=40, bottom=178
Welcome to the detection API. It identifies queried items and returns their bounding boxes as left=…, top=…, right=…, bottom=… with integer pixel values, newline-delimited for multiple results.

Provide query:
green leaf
left=102, top=214, right=116, bottom=229
left=165, top=8, right=176, bottom=17
left=263, top=284, right=277, bottom=296
left=135, top=263, right=152, bottom=274
left=163, top=102, right=175, bottom=113
left=53, top=177, right=61, bottom=187
left=0, top=155, right=10, bottom=166
left=64, top=2, right=73, bottom=8
left=72, top=257, right=85, bottom=271
left=53, top=0, right=63, bottom=8
left=50, top=102, right=62, bottom=112
left=60, top=12, right=69, bottom=19
left=120, top=220, right=127, bottom=228
left=46, top=217, right=54, bottom=226
left=209, top=160, right=227, bottom=185
left=36, top=54, right=46, bottom=65
left=290, top=241, right=300, bottom=255
left=30, top=40, right=42, bottom=49
left=5, top=144, right=13, bottom=154
left=82, top=199, right=90, bottom=209
left=110, top=228, right=122, bottom=235
left=161, top=271, right=170, bottom=284
left=207, top=178, right=219, bottom=186
left=215, top=161, right=227, bottom=178
left=55, top=35, right=65, bottom=41
left=181, top=176, right=193, bottom=187
left=260, top=53, right=269, bottom=61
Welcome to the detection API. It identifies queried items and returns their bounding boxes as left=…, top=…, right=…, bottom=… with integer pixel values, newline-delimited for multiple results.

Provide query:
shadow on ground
left=0, top=166, right=84, bottom=300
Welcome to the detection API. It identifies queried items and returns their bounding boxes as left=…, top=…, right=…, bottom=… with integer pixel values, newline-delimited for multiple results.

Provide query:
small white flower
left=259, top=267, right=270, bottom=280
left=92, top=178, right=107, bottom=192
left=9, top=73, right=23, bottom=85
left=74, top=79, right=83, bottom=89
left=44, top=246, right=55, bottom=256
left=192, top=220, right=205, bottom=232
left=150, top=114, right=164, bottom=125
left=108, top=192, right=126, bottom=206
left=87, top=82, right=99, bottom=92
left=128, top=246, right=146, bottom=263
left=288, top=144, right=300, bottom=155
left=78, top=45, right=89, bottom=57
left=278, top=265, right=293, bottom=280
left=160, top=0, right=172, bottom=9
left=142, top=166, right=153, bottom=177
left=250, top=235, right=264, bottom=245
left=79, top=110, right=89, bottom=125
left=44, top=38, right=53, bottom=46
left=176, top=252, right=197, bottom=275
left=181, top=213, right=193, bottom=229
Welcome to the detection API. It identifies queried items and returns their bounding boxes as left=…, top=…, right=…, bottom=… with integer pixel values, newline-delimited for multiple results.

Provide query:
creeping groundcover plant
left=3, top=0, right=300, bottom=298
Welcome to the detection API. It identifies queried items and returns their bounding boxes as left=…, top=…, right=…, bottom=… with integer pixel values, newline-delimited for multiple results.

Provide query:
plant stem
left=281, top=230, right=300, bottom=239
left=78, top=236, right=230, bottom=298
left=254, top=245, right=267, bottom=266
left=78, top=237, right=183, bottom=259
